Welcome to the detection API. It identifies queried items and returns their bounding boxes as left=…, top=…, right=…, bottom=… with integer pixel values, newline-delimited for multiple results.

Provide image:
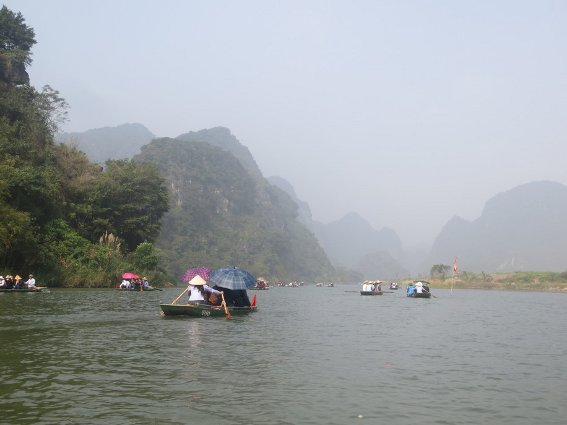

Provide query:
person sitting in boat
left=0, top=276, right=5, bottom=288
left=142, top=277, right=150, bottom=289
left=25, top=274, right=36, bottom=288
left=4, top=275, right=14, bottom=289
left=119, top=279, right=130, bottom=289
left=14, top=275, right=25, bottom=289
left=187, top=275, right=222, bottom=305
left=415, top=281, right=424, bottom=294
left=212, top=286, right=251, bottom=307
left=406, top=283, right=416, bottom=295
left=375, top=281, right=382, bottom=292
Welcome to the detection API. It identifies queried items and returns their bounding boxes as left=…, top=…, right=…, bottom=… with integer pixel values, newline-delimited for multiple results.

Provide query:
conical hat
left=188, top=275, right=207, bottom=286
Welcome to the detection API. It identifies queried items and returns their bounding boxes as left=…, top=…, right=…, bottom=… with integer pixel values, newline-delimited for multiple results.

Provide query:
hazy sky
left=6, top=0, right=567, bottom=247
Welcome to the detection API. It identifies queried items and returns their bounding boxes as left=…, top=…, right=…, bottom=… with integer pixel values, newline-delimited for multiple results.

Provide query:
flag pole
left=451, top=257, right=458, bottom=294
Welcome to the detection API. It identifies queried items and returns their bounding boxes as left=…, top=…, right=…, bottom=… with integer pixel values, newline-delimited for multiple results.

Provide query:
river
left=0, top=286, right=565, bottom=425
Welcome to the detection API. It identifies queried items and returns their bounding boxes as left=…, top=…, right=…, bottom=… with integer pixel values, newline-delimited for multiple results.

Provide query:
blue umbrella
left=209, top=266, right=256, bottom=290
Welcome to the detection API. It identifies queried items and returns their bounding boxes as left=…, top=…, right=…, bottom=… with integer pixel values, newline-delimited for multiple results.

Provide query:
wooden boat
left=389, top=282, right=400, bottom=290
left=116, top=286, right=159, bottom=291
left=407, top=280, right=431, bottom=298
left=360, top=290, right=383, bottom=296
left=0, top=287, right=44, bottom=293
left=160, top=303, right=258, bottom=317
left=407, top=291, right=431, bottom=298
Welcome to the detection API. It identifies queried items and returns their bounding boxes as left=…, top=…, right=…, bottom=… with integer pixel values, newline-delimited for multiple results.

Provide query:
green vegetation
left=0, top=6, right=169, bottom=287
left=428, top=270, right=567, bottom=291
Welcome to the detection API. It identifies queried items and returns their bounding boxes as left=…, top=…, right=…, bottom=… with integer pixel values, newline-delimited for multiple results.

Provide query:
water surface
left=0, top=287, right=565, bottom=424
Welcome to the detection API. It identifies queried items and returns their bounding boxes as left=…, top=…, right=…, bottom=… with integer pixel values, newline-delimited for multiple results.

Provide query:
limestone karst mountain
left=428, top=181, right=567, bottom=272
left=57, top=123, right=155, bottom=164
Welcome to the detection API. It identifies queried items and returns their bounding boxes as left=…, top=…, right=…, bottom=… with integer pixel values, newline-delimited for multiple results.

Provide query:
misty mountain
left=134, top=133, right=335, bottom=282
left=56, top=123, right=155, bottom=163
left=268, top=176, right=314, bottom=229
left=268, top=176, right=408, bottom=279
left=312, top=212, right=403, bottom=264
left=428, top=181, right=567, bottom=272
left=353, top=251, right=409, bottom=281
left=176, top=127, right=263, bottom=179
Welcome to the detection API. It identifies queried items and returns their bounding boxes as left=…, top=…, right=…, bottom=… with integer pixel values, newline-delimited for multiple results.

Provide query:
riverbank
left=426, top=271, right=567, bottom=292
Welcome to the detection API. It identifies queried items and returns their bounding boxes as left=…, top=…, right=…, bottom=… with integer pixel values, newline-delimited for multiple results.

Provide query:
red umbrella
left=122, top=272, right=139, bottom=279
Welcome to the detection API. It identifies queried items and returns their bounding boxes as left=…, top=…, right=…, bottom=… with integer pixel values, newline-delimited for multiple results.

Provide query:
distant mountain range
left=268, top=177, right=408, bottom=279
left=428, top=181, right=567, bottom=272
left=56, top=123, right=155, bottom=163
left=58, top=124, right=567, bottom=276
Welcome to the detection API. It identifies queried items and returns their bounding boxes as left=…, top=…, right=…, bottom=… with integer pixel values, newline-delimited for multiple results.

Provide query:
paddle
left=220, top=291, right=232, bottom=320
left=171, top=287, right=189, bottom=304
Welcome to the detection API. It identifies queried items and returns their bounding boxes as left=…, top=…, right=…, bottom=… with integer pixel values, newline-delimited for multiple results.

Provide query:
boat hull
left=160, top=303, right=257, bottom=317
left=116, top=287, right=158, bottom=291
left=0, top=288, right=44, bottom=293
left=407, top=292, right=431, bottom=298
left=360, top=291, right=383, bottom=296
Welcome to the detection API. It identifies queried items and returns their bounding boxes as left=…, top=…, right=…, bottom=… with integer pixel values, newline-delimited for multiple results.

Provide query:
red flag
left=251, top=294, right=257, bottom=307
left=453, top=257, right=458, bottom=274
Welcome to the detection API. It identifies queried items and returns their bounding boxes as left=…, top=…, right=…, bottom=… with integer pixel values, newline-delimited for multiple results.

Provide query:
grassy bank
left=423, top=271, right=567, bottom=292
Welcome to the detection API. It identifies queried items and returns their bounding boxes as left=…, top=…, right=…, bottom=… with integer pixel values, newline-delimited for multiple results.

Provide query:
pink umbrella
left=181, top=267, right=211, bottom=282
left=122, top=272, right=139, bottom=279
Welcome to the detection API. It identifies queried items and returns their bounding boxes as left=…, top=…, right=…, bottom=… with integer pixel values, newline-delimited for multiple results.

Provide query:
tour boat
left=360, top=290, right=383, bottom=296
left=160, top=303, right=257, bottom=317
left=0, top=287, right=44, bottom=293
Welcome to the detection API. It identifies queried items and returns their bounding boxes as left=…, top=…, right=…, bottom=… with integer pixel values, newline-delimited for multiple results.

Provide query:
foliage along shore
left=0, top=7, right=169, bottom=288
left=424, top=271, right=567, bottom=292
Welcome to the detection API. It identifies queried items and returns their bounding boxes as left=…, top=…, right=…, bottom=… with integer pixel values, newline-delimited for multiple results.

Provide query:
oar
left=171, top=287, right=189, bottom=304
left=220, top=291, right=232, bottom=320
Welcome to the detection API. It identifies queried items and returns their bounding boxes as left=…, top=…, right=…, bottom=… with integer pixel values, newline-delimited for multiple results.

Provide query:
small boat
left=116, top=286, right=159, bottom=291
left=406, top=281, right=432, bottom=298
left=0, top=287, right=45, bottom=293
left=251, top=278, right=269, bottom=290
left=325, top=283, right=334, bottom=287
left=408, top=292, right=431, bottom=298
left=389, top=282, right=400, bottom=290
left=360, top=290, right=383, bottom=296
left=160, top=303, right=258, bottom=317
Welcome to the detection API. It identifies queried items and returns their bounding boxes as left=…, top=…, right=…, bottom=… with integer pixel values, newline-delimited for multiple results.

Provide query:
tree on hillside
left=0, top=6, right=170, bottom=285
left=0, top=5, right=35, bottom=84
left=87, top=160, right=169, bottom=251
